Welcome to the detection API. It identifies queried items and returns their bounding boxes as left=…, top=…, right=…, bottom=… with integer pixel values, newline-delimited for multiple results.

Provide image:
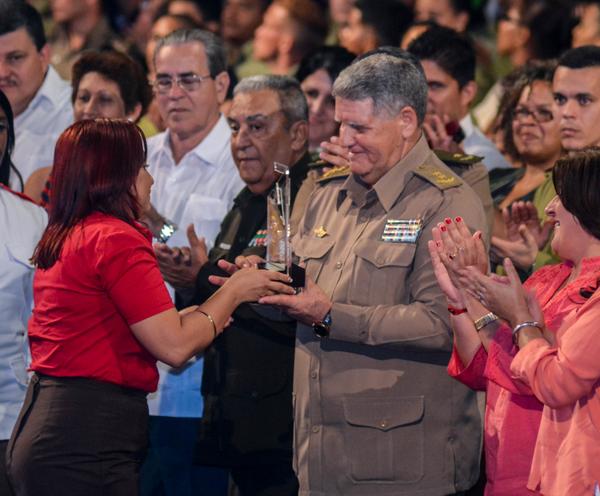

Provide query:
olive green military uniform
left=435, top=150, right=494, bottom=236
left=291, top=135, right=487, bottom=495
left=291, top=147, right=493, bottom=237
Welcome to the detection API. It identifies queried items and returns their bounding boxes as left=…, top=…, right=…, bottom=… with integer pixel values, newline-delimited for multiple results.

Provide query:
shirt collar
left=338, top=133, right=433, bottom=212
left=23, top=66, right=69, bottom=115
left=459, top=113, right=475, bottom=139
left=161, top=114, right=231, bottom=167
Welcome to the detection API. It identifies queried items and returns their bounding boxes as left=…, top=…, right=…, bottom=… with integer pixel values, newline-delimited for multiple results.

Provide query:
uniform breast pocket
left=349, top=238, right=416, bottom=305
left=293, top=236, right=335, bottom=282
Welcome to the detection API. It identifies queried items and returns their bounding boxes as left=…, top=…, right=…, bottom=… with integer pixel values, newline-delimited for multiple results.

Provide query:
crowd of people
left=1, top=0, right=600, bottom=495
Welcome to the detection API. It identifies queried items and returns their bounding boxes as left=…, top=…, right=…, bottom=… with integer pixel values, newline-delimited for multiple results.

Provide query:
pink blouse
left=448, top=257, right=600, bottom=495
left=511, top=261, right=600, bottom=495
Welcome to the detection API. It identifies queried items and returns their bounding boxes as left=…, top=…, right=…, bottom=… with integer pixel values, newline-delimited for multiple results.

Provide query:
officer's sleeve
left=327, top=192, right=487, bottom=353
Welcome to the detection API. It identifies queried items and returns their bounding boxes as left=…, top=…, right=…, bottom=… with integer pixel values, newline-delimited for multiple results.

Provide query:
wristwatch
left=157, top=220, right=177, bottom=243
left=312, top=312, right=332, bottom=338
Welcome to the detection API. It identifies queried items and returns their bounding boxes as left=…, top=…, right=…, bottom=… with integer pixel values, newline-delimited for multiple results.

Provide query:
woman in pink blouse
left=429, top=150, right=600, bottom=495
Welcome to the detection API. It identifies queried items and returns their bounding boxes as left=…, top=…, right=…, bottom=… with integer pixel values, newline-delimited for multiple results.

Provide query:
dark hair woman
left=0, top=90, right=23, bottom=190
left=295, top=46, right=354, bottom=153
left=6, top=119, right=293, bottom=496
left=429, top=149, right=600, bottom=494
left=24, top=50, right=153, bottom=205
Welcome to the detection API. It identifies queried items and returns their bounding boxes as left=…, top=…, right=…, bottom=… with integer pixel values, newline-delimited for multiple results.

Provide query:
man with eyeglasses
left=496, top=45, right=600, bottom=276
left=160, top=75, right=310, bottom=495
left=140, top=28, right=243, bottom=496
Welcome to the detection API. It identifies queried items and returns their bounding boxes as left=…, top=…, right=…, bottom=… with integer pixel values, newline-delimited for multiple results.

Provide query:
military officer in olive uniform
left=261, top=54, right=487, bottom=495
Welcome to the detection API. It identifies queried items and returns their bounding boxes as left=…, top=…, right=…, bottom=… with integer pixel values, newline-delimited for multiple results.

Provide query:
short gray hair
left=333, top=54, right=427, bottom=124
left=154, top=29, right=226, bottom=76
left=234, top=75, right=308, bottom=126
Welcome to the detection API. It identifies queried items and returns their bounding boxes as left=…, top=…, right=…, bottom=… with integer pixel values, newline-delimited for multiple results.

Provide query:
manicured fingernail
left=440, top=225, right=447, bottom=232
left=444, top=218, right=452, bottom=224
left=455, top=216, right=462, bottom=223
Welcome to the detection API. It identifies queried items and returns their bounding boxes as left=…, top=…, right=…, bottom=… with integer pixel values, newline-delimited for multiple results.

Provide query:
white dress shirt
left=11, top=66, right=73, bottom=190
left=146, top=114, right=244, bottom=418
left=460, top=113, right=511, bottom=171
left=0, top=187, right=47, bottom=439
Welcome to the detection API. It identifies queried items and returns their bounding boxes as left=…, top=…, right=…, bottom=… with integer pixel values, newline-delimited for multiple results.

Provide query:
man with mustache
left=0, top=0, right=72, bottom=191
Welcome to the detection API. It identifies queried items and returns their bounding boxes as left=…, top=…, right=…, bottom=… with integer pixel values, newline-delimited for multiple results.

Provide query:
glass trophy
left=259, top=162, right=305, bottom=289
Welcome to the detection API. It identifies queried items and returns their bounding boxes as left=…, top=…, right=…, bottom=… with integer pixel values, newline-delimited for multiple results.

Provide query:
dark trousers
left=6, top=374, right=148, bottom=496
left=139, top=416, right=228, bottom=496
left=0, top=440, right=14, bottom=496
left=231, top=461, right=298, bottom=496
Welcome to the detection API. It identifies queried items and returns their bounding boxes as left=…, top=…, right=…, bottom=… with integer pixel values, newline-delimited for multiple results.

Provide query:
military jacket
left=291, top=136, right=486, bottom=495
left=194, top=154, right=309, bottom=466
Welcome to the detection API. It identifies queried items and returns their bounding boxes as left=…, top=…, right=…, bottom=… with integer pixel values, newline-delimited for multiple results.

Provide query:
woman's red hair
left=32, top=119, right=147, bottom=269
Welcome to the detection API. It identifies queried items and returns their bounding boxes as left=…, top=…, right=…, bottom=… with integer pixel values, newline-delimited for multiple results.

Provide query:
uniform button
left=312, top=426, right=320, bottom=433
left=335, top=261, right=343, bottom=269
left=380, top=420, right=388, bottom=428
left=310, top=371, right=317, bottom=379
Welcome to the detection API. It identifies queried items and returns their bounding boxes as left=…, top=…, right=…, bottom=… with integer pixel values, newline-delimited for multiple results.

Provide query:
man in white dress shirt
left=408, top=24, right=510, bottom=171
left=0, top=1, right=73, bottom=191
left=140, top=29, right=243, bottom=496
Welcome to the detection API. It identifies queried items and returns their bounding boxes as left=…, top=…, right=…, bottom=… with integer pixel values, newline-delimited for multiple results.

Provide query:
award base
left=257, top=262, right=305, bottom=289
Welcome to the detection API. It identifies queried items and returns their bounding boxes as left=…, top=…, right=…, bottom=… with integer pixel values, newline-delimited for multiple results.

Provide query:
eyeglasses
left=512, top=107, right=554, bottom=123
left=151, top=73, right=213, bottom=94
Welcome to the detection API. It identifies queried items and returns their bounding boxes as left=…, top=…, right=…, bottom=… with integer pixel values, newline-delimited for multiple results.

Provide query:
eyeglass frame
left=512, top=106, right=554, bottom=124
left=150, top=72, right=213, bottom=94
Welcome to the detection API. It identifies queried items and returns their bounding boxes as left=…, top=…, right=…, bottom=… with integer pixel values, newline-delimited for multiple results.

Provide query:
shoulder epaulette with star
left=414, top=162, right=462, bottom=190
left=316, top=165, right=351, bottom=184
left=435, top=150, right=483, bottom=167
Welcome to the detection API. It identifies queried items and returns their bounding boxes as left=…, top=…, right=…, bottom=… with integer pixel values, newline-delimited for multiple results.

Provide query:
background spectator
left=572, top=0, right=600, bottom=47
left=295, top=46, right=353, bottom=152
left=339, top=0, right=413, bottom=55
left=0, top=0, right=73, bottom=191
left=48, top=0, right=132, bottom=80
left=237, top=0, right=328, bottom=78
left=220, top=0, right=271, bottom=67
left=24, top=50, right=152, bottom=205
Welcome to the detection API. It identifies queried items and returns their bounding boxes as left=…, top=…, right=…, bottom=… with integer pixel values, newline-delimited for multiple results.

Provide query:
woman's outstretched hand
left=209, top=266, right=296, bottom=304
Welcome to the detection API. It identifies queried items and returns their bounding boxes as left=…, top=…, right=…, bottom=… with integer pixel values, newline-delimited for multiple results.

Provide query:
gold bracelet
left=473, top=312, right=498, bottom=332
left=196, top=309, right=217, bottom=338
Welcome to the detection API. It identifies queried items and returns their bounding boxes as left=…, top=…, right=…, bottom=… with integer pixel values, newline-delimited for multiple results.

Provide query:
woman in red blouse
left=5, top=119, right=293, bottom=496
left=428, top=151, right=600, bottom=495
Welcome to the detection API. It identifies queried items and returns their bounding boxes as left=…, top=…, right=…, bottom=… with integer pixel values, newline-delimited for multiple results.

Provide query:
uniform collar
left=339, top=133, right=432, bottom=212
left=234, top=151, right=311, bottom=206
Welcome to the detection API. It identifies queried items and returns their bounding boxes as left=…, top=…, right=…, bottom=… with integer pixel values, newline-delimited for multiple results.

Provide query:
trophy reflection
left=259, top=162, right=305, bottom=289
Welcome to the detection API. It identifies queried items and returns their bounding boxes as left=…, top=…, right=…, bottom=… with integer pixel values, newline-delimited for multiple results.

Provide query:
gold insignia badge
left=314, top=226, right=328, bottom=238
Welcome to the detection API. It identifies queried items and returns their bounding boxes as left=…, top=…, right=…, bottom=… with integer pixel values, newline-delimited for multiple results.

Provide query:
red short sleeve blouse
left=29, top=212, right=174, bottom=392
